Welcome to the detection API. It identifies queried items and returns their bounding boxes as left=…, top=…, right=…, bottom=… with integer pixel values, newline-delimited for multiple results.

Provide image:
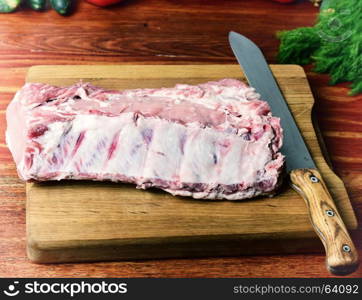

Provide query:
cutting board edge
left=26, top=229, right=320, bottom=249
left=26, top=64, right=307, bottom=81
left=26, top=231, right=323, bottom=264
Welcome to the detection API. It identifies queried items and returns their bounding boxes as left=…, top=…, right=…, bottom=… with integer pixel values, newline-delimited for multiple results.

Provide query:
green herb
left=277, top=0, right=362, bottom=95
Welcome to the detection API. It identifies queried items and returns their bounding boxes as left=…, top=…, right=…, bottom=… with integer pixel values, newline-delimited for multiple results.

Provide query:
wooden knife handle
left=290, top=168, right=359, bottom=275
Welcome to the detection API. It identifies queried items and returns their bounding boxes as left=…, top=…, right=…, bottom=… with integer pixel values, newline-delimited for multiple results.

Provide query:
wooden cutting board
left=25, top=65, right=358, bottom=263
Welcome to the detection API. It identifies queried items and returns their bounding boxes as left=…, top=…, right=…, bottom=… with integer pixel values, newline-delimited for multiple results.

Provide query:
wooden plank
left=25, top=64, right=357, bottom=263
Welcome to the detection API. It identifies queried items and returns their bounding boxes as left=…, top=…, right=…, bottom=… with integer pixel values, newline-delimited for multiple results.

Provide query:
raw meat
left=6, top=79, right=284, bottom=200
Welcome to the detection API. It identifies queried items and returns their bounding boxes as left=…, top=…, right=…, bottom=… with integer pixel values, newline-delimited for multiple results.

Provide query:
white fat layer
left=28, top=114, right=275, bottom=186
left=142, top=119, right=185, bottom=181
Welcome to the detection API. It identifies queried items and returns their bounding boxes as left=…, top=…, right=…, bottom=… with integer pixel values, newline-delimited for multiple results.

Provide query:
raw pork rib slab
left=6, top=79, right=284, bottom=200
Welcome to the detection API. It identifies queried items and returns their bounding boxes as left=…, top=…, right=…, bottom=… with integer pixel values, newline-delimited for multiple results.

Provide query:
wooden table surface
left=0, top=0, right=361, bottom=278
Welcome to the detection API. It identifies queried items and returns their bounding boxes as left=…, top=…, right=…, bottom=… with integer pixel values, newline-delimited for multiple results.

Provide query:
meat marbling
left=6, top=79, right=284, bottom=200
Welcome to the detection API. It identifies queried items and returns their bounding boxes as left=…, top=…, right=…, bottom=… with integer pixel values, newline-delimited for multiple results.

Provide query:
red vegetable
left=86, top=0, right=124, bottom=7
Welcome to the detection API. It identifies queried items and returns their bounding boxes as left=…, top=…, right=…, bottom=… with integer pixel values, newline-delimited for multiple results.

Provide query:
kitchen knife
left=229, top=31, right=359, bottom=275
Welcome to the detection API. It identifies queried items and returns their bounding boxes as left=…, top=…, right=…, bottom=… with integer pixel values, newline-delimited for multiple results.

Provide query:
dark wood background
left=0, top=0, right=361, bottom=277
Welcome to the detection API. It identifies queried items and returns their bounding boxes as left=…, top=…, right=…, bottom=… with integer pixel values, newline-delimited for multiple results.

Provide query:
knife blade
left=229, top=31, right=359, bottom=275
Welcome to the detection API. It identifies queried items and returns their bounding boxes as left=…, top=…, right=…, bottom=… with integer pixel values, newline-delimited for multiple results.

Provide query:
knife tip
left=228, top=31, right=238, bottom=43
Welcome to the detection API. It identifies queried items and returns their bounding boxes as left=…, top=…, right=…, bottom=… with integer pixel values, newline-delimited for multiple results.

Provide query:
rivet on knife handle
left=290, top=168, right=359, bottom=276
